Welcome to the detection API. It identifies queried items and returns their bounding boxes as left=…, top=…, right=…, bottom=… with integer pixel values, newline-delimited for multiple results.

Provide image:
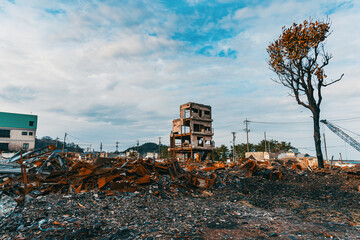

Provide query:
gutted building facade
left=0, top=112, right=37, bottom=152
left=169, top=102, right=214, bottom=161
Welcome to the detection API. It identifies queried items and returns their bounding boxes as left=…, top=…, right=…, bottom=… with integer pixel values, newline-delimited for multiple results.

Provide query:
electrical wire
left=331, top=117, right=360, bottom=122
left=249, top=120, right=312, bottom=125
left=66, top=133, right=87, bottom=142
left=247, top=117, right=360, bottom=125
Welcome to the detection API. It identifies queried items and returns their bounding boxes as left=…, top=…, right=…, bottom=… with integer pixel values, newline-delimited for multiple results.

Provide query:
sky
left=0, top=0, right=359, bottom=160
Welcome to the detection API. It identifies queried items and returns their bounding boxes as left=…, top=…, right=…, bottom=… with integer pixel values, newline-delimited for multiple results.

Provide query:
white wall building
left=0, top=112, right=37, bottom=152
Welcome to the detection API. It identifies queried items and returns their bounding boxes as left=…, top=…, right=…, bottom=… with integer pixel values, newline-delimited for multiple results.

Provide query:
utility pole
left=62, top=132, right=67, bottom=153
left=264, top=132, right=267, bottom=153
left=116, top=141, right=119, bottom=153
left=244, top=119, right=250, bottom=152
left=339, top=153, right=343, bottom=164
left=330, top=155, right=334, bottom=170
left=100, top=142, right=103, bottom=152
left=158, top=137, right=161, bottom=159
left=323, top=133, right=328, bottom=163
left=231, top=132, right=236, bottom=161
left=55, top=137, right=59, bottom=148
left=136, top=140, right=139, bottom=159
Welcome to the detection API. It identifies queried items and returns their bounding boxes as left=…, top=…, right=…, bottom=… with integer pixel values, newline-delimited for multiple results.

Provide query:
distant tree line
left=35, top=136, right=84, bottom=153
left=35, top=137, right=295, bottom=161
left=213, top=139, right=295, bottom=162
left=124, top=142, right=170, bottom=158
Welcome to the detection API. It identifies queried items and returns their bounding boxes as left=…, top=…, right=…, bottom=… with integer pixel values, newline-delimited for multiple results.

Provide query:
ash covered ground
left=1, top=165, right=359, bottom=239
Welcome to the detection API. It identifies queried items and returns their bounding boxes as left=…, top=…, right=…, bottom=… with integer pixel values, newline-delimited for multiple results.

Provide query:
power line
left=331, top=117, right=360, bottom=122
left=298, top=145, right=353, bottom=150
left=250, top=120, right=312, bottom=125
left=66, top=133, right=86, bottom=142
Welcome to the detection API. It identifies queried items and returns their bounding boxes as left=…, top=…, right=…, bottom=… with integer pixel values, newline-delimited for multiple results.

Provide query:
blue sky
left=0, top=0, right=359, bottom=159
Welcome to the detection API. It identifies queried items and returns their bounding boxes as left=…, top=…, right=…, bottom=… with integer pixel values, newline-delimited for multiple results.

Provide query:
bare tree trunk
left=313, top=109, right=324, bottom=169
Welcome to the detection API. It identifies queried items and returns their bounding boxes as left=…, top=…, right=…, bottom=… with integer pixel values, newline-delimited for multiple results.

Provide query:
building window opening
left=22, top=132, right=28, bottom=136
left=0, top=130, right=10, bottom=138
left=182, top=126, right=190, bottom=134
left=183, top=109, right=190, bottom=119
left=0, top=143, right=9, bottom=151
left=183, top=139, right=190, bottom=146
left=197, top=137, right=204, bottom=147
left=29, top=132, right=33, bottom=136
left=194, top=124, right=200, bottom=132
left=23, top=143, right=29, bottom=150
left=29, top=121, right=34, bottom=126
left=205, top=140, right=212, bottom=147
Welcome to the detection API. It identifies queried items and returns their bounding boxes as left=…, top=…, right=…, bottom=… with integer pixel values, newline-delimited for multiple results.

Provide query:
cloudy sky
left=0, top=0, right=359, bottom=159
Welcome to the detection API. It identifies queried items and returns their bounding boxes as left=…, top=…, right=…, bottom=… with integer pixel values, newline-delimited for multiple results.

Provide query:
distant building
left=277, top=148, right=301, bottom=159
left=245, top=152, right=277, bottom=160
left=0, top=112, right=37, bottom=152
left=145, top=152, right=158, bottom=159
left=169, top=102, right=214, bottom=161
left=126, top=149, right=139, bottom=158
left=245, top=149, right=318, bottom=168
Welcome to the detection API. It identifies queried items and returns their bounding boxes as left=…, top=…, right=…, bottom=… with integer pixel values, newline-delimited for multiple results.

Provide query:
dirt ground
left=0, top=165, right=359, bottom=239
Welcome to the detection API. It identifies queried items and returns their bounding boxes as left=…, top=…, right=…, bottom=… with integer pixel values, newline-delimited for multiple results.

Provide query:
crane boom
left=320, top=119, right=360, bottom=153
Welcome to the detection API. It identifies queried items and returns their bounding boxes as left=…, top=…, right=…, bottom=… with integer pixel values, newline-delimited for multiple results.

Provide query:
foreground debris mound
left=0, top=146, right=218, bottom=201
left=1, top=147, right=359, bottom=239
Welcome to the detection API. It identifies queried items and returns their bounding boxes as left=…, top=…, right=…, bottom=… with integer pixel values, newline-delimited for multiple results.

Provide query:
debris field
left=0, top=146, right=359, bottom=239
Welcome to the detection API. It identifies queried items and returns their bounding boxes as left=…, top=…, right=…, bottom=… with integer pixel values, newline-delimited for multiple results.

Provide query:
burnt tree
left=267, top=19, right=343, bottom=168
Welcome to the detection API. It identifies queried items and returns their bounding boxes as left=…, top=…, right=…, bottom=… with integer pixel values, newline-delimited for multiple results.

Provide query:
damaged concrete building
left=169, top=102, right=214, bottom=161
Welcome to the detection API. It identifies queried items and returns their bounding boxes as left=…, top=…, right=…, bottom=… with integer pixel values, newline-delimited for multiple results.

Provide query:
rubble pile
left=0, top=147, right=359, bottom=239
left=0, top=146, right=219, bottom=202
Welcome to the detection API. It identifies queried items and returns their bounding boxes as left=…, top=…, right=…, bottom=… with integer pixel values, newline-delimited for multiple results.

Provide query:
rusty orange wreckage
left=0, top=145, right=287, bottom=202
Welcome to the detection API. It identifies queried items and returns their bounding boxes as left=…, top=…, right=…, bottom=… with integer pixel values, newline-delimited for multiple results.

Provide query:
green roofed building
left=0, top=112, right=38, bottom=152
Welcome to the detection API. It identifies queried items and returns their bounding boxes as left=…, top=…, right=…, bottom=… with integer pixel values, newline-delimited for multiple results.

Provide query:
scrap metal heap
left=0, top=145, right=219, bottom=202
left=0, top=145, right=291, bottom=201
left=2, top=144, right=358, bottom=205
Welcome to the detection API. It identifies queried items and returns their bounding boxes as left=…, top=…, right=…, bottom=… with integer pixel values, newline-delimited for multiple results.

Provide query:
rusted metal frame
left=190, top=134, right=193, bottom=161
left=172, top=135, right=176, bottom=159
left=184, top=171, right=216, bottom=189
left=188, top=106, right=194, bottom=161
left=180, top=124, right=183, bottom=153
left=170, top=159, right=184, bottom=178
left=167, top=163, right=177, bottom=179
left=151, top=163, right=159, bottom=176
left=19, top=150, right=29, bottom=195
